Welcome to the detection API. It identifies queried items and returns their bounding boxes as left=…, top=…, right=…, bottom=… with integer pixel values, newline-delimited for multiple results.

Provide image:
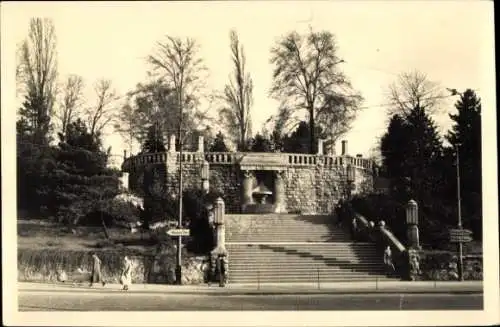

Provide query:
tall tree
left=17, top=18, right=58, bottom=144
left=387, top=70, right=444, bottom=118
left=218, top=30, right=253, bottom=151
left=148, top=36, right=207, bottom=148
left=114, top=101, right=138, bottom=155
left=269, top=28, right=363, bottom=153
left=445, top=89, right=482, bottom=236
left=84, top=79, right=118, bottom=138
left=380, top=114, right=411, bottom=195
left=56, top=74, right=84, bottom=141
left=124, top=79, right=176, bottom=148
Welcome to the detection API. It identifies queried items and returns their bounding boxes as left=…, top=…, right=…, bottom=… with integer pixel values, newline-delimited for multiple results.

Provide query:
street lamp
left=448, top=88, right=465, bottom=281
left=176, top=103, right=185, bottom=285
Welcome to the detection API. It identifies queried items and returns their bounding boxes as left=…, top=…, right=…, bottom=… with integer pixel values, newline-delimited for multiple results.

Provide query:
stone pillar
left=242, top=170, right=254, bottom=206
left=201, top=160, right=210, bottom=193
left=211, top=197, right=228, bottom=284
left=213, top=197, right=226, bottom=251
left=169, top=134, right=176, bottom=153
left=406, top=200, right=420, bottom=249
left=198, top=136, right=204, bottom=153
left=274, top=170, right=287, bottom=213
left=341, top=140, right=348, bottom=156
left=317, top=139, right=324, bottom=155
left=406, top=199, right=421, bottom=281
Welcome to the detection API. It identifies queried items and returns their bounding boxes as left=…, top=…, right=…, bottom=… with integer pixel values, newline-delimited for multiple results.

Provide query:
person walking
left=89, top=252, right=106, bottom=287
left=351, top=216, right=358, bottom=240
left=120, top=256, right=132, bottom=291
left=383, top=246, right=395, bottom=274
left=335, top=200, right=343, bottom=227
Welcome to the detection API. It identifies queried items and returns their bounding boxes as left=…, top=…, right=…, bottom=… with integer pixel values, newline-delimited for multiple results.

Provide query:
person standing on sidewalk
left=383, top=246, right=395, bottom=274
left=89, top=252, right=106, bottom=287
left=120, top=256, right=132, bottom=291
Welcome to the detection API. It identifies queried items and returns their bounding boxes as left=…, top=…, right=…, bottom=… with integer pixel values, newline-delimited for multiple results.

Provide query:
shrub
left=183, top=188, right=223, bottom=254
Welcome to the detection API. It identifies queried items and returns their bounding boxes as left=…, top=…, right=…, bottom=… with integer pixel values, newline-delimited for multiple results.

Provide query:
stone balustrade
left=122, top=151, right=373, bottom=172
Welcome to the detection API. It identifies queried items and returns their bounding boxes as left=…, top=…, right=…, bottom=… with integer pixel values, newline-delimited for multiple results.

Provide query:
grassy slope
left=18, top=219, right=157, bottom=254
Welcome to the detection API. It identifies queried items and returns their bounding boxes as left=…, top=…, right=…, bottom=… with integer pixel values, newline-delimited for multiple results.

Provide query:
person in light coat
left=383, top=246, right=395, bottom=273
left=120, top=256, right=132, bottom=291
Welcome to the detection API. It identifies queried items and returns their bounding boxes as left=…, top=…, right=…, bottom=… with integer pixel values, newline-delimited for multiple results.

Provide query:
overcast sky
left=2, top=1, right=495, bottom=165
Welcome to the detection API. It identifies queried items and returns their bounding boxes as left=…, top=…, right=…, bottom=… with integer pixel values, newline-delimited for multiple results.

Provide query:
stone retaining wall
left=18, top=248, right=207, bottom=285
left=124, top=148, right=374, bottom=214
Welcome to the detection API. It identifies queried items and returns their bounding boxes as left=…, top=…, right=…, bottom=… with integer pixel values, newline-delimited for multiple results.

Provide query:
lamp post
left=455, top=144, right=464, bottom=281
left=176, top=96, right=185, bottom=285
left=448, top=88, right=464, bottom=281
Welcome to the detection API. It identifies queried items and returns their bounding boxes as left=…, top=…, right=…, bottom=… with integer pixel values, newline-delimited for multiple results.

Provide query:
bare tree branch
left=16, top=18, right=58, bottom=142
left=387, top=70, right=445, bottom=118
left=147, top=35, right=208, bottom=144
left=56, top=74, right=84, bottom=140
left=269, top=28, right=363, bottom=153
left=84, top=79, right=118, bottom=138
left=216, top=30, right=254, bottom=151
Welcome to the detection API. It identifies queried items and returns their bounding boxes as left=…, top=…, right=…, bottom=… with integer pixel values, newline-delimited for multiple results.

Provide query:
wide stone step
left=228, top=276, right=392, bottom=283
left=230, top=266, right=385, bottom=272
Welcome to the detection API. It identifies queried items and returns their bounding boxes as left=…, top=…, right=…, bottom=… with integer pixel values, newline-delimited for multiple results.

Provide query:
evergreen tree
left=51, top=119, right=121, bottom=228
left=445, top=89, right=482, bottom=237
left=380, top=105, right=448, bottom=245
left=249, top=133, right=273, bottom=152
left=209, top=132, right=229, bottom=152
left=380, top=114, right=411, bottom=198
left=282, top=121, right=325, bottom=154
left=405, top=106, right=444, bottom=205
left=142, top=121, right=166, bottom=153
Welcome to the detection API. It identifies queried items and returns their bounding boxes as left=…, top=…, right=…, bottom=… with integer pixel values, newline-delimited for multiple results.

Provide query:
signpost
left=167, top=229, right=190, bottom=237
left=449, top=228, right=473, bottom=243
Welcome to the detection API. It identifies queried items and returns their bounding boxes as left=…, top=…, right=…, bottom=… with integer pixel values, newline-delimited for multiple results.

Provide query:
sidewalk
left=18, top=280, right=483, bottom=295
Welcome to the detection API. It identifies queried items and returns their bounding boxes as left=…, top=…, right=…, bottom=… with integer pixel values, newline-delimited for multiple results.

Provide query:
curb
left=19, top=286, right=483, bottom=296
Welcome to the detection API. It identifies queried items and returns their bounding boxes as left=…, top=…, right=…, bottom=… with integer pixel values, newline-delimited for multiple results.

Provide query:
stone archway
left=240, top=168, right=287, bottom=214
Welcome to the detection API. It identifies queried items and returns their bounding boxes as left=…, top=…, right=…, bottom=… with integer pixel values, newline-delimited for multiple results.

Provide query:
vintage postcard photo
left=1, top=1, right=498, bottom=326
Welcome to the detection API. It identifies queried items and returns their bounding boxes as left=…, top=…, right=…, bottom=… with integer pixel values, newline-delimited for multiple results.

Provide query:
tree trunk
left=309, top=107, right=315, bottom=154
left=100, top=214, right=110, bottom=239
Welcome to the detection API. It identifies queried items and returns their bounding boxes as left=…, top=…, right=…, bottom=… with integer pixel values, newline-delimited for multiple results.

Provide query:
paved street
left=19, top=286, right=482, bottom=311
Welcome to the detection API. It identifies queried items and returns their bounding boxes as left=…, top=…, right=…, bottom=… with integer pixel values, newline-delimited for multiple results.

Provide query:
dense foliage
left=353, top=89, right=483, bottom=247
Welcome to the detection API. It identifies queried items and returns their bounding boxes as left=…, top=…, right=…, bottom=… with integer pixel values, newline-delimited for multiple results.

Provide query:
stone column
left=169, top=134, right=176, bottom=153
left=242, top=170, right=254, bottom=206
left=274, top=170, right=287, bottom=213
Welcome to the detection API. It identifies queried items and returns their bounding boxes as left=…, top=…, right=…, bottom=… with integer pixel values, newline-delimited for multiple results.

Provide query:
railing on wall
left=353, top=212, right=407, bottom=280
left=122, top=151, right=373, bottom=171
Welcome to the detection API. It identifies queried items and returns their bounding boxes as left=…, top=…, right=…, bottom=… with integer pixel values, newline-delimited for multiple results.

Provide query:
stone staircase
left=225, top=214, right=393, bottom=283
